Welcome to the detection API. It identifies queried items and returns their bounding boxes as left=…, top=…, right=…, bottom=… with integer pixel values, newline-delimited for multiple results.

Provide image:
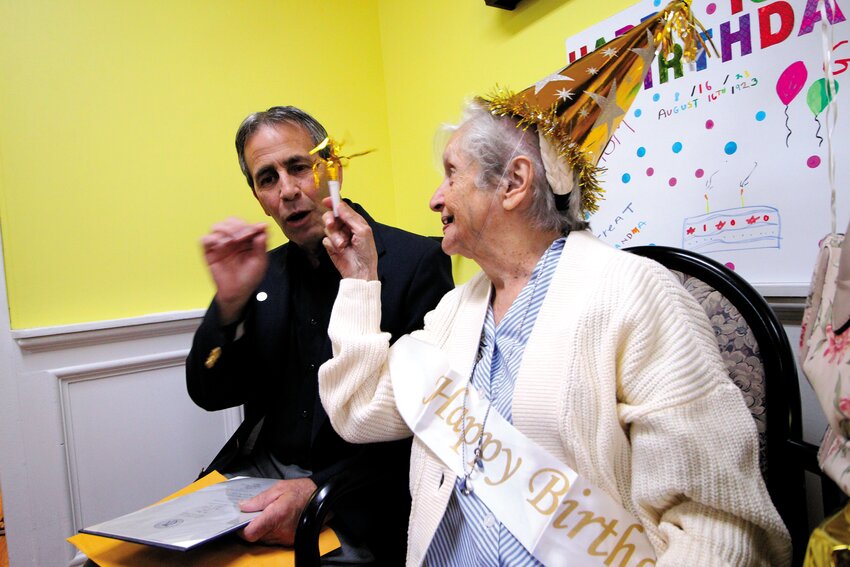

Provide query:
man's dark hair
left=235, top=106, right=331, bottom=189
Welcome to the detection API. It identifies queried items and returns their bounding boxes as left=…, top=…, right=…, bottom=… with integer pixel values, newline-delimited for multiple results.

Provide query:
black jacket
left=186, top=203, right=453, bottom=564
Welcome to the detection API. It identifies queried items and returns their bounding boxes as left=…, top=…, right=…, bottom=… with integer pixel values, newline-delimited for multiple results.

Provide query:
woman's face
left=429, top=128, right=499, bottom=259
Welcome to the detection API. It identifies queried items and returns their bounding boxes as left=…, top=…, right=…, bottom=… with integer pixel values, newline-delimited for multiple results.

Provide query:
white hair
left=443, top=100, right=589, bottom=232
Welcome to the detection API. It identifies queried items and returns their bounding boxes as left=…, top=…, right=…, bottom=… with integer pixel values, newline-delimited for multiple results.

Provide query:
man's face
left=429, top=127, right=495, bottom=259
left=245, top=122, right=330, bottom=253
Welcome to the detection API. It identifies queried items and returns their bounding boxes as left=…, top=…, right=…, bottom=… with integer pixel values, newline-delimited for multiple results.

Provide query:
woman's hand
left=322, top=198, right=379, bottom=281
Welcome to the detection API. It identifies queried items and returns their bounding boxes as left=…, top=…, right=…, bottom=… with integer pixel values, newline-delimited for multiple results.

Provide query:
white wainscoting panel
left=1, top=311, right=242, bottom=567
left=57, top=350, right=233, bottom=532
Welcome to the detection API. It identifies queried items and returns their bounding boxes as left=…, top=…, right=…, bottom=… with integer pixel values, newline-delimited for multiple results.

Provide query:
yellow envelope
left=68, top=472, right=340, bottom=567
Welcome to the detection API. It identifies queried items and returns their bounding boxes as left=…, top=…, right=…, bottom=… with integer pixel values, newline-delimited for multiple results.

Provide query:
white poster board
left=569, top=0, right=850, bottom=295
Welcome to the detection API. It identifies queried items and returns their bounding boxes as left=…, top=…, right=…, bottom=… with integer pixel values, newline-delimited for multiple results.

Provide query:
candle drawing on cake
left=682, top=162, right=781, bottom=253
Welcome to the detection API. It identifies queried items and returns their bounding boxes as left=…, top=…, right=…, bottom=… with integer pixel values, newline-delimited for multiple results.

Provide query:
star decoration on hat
left=586, top=66, right=599, bottom=76
left=631, top=30, right=658, bottom=70
left=533, top=72, right=574, bottom=95
left=556, top=88, right=575, bottom=101
left=587, top=79, right=627, bottom=137
left=602, top=47, right=618, bottom=58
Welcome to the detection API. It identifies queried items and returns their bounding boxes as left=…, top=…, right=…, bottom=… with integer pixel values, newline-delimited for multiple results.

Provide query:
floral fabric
left=800, top=233, right=850, bottom=495
left=669, top=269, right=768, bottom=475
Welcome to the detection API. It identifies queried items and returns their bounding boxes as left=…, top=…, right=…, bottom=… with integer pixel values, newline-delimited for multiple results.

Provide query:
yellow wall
left=0, top=0, right=634, bottom=329
left=0, top=0, right=391, bottom=328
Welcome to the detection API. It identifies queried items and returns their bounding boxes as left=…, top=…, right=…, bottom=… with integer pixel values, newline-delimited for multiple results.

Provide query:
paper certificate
left=79, top=476, right=279, bottom=551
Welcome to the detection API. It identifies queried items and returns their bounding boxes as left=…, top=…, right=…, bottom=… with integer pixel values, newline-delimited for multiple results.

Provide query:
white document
left=79, top=476, right=279, bottom=551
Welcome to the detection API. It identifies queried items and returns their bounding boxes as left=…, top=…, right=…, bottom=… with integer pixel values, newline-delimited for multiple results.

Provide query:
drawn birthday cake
left=682, top=205, right=781, bottom=254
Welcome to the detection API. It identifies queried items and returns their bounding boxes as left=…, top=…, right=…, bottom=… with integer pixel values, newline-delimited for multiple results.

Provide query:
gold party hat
left=484, top=0, right=711, bottom=215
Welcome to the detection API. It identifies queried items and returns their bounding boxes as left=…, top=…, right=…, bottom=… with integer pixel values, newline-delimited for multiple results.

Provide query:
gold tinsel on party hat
left=484, top=0, right=712, bottom=215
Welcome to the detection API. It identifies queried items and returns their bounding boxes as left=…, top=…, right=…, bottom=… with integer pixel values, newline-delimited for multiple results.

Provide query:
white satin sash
left=389, top=335, right=656, bottom=567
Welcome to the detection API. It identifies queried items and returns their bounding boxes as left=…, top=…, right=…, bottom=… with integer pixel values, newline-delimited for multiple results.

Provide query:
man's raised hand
left=200, top=217, right=268, bottom=324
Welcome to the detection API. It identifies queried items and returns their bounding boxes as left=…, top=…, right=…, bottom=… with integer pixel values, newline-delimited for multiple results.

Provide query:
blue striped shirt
left=424, top=237, right=566, bottom=566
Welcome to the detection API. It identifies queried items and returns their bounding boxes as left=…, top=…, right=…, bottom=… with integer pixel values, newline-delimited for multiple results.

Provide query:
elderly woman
left=318, top=99, right=790, bottom=566
left=318, top=4, right=791, bottom=565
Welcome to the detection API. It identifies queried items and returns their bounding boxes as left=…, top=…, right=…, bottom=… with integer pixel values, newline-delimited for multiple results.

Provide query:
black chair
left=625, top=245, right=842, bottom=566
left=293, top=471, right=369, bottom=567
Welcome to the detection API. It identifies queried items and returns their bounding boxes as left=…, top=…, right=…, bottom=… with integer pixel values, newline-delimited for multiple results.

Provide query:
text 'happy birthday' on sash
left=421, top=374, right=656, bottom=567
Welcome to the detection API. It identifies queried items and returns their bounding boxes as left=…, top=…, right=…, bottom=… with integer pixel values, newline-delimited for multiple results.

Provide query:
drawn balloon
left=807, top=78, right=840, bottom=146
left=776, top=61, right=808, bottom=147
left=807, top=77, right=840, bottom=115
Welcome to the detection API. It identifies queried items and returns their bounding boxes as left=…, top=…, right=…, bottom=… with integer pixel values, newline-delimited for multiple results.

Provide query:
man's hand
left=238, top=477, right=317, bottom=546
left=200, top=217, right=268, bottom=325
left=322, top=199, right=379, bottom=281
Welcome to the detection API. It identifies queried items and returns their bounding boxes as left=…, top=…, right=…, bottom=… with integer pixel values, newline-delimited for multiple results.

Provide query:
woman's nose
left=430, top=183, right=446, bottom=212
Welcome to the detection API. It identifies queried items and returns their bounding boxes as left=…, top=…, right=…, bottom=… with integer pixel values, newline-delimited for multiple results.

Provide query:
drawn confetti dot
left=634, top=109, right=642, bottom=118
left=725, top=262, right=735, bottom=271
left=636, top=147, right=647, bottom=158
left=695, top=168, right=705, bottom=178
left=706, top=3, right=717, bottom=15
left=652, top=93, right=661, bottom=102
left=646, top=167, right=655, bottom=176
left=807, top=155, right=822, bottom=168
left=669, top=177, right=678, bottom=187
left=755, top=110, right=766, bottom=121
left=724, top=141, right=738, bottom=155
left=705, top=119, right=715, bottom=129
left=654, top=0, right=662, bottom=6
left=622, top=173, right=632, bottom=183
left=672, top=142, right=683, bottom=153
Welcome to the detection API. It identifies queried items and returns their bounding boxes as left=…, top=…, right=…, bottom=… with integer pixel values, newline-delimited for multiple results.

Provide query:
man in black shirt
left=186, top=106, right=453, bottom=564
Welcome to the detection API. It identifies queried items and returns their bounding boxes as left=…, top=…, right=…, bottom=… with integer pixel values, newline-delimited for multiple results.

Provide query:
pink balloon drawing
left=775, top=61, right=808, bottom=147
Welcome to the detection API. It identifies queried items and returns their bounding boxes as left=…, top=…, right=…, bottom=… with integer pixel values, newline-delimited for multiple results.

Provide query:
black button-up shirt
left=260, top=244, right=348, bottom=468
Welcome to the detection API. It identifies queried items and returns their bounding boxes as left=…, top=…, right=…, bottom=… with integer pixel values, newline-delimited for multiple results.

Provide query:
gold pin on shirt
left=205, top=347, right=221, bottom=369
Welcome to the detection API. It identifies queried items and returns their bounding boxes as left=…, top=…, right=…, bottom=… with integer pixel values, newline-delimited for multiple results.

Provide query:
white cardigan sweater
left=319, top=230, right=791, bottom=566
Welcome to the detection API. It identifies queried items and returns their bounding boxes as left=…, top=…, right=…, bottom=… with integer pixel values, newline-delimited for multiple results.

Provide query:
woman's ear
left=502, top=155, right=533, bottom=212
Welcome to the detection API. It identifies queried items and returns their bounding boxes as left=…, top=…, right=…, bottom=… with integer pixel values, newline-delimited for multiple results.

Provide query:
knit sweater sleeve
left=318, top=278, right=459, bottom=445
left=614, top=258, right=792, bottom=567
